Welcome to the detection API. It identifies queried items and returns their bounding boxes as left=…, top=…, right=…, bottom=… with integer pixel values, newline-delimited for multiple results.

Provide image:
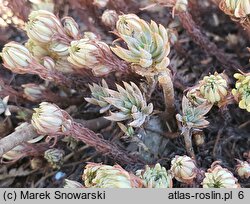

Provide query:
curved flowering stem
left=31, top=102, right=145, bottom=166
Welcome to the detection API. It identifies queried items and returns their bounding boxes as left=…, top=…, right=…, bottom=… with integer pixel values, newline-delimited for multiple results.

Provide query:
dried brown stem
left=71, top=122, right=144, bottom=166
left=0, top=124, right=39, bottom=157
left=177, top=11, right=242, bottom=71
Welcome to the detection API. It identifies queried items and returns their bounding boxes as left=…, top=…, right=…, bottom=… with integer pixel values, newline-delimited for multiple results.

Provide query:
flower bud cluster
left=232, top=72, right=250, bottom=112
left=186, top=72, right=228, bottom=106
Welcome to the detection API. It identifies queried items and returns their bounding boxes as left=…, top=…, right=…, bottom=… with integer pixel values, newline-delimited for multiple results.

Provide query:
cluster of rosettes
left=85, top=80, right=153, bottom=127
left=220, top=0, right=250, bottom=21
left=232, top=72, right=250, bottom=112
left=111, top=14, right=171, bottom=74
left=136, top=163, right=173, bottom=188
left=64, top=157, right=245, bottom=188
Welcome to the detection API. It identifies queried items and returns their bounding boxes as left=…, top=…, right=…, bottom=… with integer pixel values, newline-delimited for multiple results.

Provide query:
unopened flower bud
left=63, top=17, right=80, bottom=39
left=0, top=96, right=11, bottom=116
left=235, top=159, right=250, bottom=179
left=136, top=163, right=173, bottom=188
left=171, top=155, right=197, bottom=184
left=83, top=163, right=140, bottom=188
left=25, top=39, right=49, bottom=60
left=202, top=162, right=239, bottom=188
left=199, top=72, right=228, bottom=103
left=54, top=59, right=74, bottom=73
left=49, top=40, right=69, bottom=56
left=174, top=0, right=188, bottom=12
left=101, top=10, right=118, bottom=28
left=31, top=102, right=72, bottom=135
left=83, top=32, right=98, bottom=40
left=22, top=83, right=45, bottom=101
left=93, top=0, right=109, bottom=8
left=30, top=157, right=44, bottom=170
left=64, top=179, right=83, bottom=188
left=1, top=42, right=33, bottom=74
left=68, top=38, right=112, bottom=76
left=44, top=148, right=64, bottom=168
left=26, top=10, right=63, bottom=43
left=43, top=57, right=55, bottom=71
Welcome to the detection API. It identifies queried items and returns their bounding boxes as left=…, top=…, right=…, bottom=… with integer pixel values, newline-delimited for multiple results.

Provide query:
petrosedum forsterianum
left=232, top=72, right=250, bottom=112
left=111, top=14, right=170, bottom=73
left=199, top=72, right=228, bottom=104
left=85, top=80, right=153, bottom=127
left=170, top=155, right=198, bottom=184
left=202, top=162, right=240, bottom=188
left=82, top=163, right=142, bottom=188
left=220, top=0, right=250, bottom=19
left=136, top=163, right=173, bottom=188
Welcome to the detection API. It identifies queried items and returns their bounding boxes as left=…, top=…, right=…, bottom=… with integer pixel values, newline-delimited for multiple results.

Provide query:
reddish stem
left=71, top=122, right=144, bottom=166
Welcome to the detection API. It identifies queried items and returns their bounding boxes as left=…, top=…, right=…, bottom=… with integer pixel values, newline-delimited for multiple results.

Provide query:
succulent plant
left=235, top=159, right=250, bottom=179
left=101, top=9, right=118, bottom=28
left=202, top=162, right=240, bottom=188
left=0, top=96, right=10, bottom=116
left=44, top=148, right=65, bottom=169
left=1, top=42, right=33, bottom=74
left=62, top=17, right=81, bottom=40
left=176, top=96, right=212, bottom=130
left=83, top=163, right=141, bottom=188
left=111, top=14, right=170, bottom=73
left=199, top=72, right=228, bottom=104
left=232, top=72, right=250, bottom=112
left=64, top=179, right=83, bottom=188
left=25, top=39, right=49, bottom=60
left=220, top=0, right=250, bottom=19
left=22, top=84, right=46, bottom=102
left=25, top=10, right=63, bottom=44
left=68, top=38, right=115, bottom=76
left=84, top=79, right=111, bottom=113
left=31, top=102, right=72, bottom=135
left=170, top=155, right=197, bottom=184
left=136, top=163, right=173, bottom=188
left=85, top=80, right=153, bottom=127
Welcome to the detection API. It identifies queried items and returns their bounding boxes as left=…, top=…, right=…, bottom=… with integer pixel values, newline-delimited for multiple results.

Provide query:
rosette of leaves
left=85, top=80, right=153, bottom=127
left=111, top=14, right=170, bottom=74
left=136, top=163, right=173, bottom=188
left=85, top=79, right=111, bottom=113
left=176, top=96, right=212, bottom=158
left=176, top=96, right=212, bottom=130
